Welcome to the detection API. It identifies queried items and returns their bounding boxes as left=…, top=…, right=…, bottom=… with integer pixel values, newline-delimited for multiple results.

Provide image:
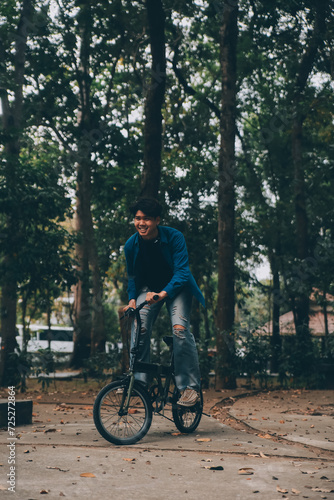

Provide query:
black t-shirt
left=135, top=237, right=173, bottom=293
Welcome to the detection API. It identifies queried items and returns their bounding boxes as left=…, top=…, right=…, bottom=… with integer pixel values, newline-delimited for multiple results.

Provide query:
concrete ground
left=0, top=387, right=333, bottom=499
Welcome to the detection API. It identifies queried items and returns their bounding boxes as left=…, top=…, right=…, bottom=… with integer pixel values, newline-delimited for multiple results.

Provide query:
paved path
left=0, top=390, right=333, bottom=499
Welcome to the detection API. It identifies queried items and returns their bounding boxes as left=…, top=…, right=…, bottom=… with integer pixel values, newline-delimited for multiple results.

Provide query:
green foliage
left=82, top=349, right=121, bottom=385
left=1, top=0, right=333, bottom=378
left=8, top=347, right=57, bottom=391
left=234, top=332, right=330, bottom=389
left=236, top=335, right=271, bottom=389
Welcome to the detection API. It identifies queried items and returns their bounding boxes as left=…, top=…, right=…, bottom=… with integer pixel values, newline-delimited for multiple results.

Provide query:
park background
left=0, top=0, right=334, bottom=391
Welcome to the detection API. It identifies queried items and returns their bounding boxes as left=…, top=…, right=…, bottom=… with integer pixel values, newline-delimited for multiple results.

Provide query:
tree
left=0, top=0, right=34, bottom=386
left=290, top=0, right=329, bottom=354
left=70, top=1, right=106, bottom=366
left=216, top=0, right=238, bottom=389
left=26, top=0, right=148, bottom=367
left=140, top=0, right=166, bottom=198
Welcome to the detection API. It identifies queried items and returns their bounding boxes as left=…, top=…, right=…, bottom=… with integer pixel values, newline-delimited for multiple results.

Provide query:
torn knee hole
left=173, top=325, right=186, bottom=338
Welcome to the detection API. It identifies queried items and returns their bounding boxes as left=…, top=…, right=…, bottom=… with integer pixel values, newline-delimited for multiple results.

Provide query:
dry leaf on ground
left=238, top=468, right=254, bottom=475
left=276, top=486, right=288, bottom=493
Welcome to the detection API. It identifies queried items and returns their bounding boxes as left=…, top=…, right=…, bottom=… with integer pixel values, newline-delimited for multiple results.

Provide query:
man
left=124, top=197, right=205, bottom=407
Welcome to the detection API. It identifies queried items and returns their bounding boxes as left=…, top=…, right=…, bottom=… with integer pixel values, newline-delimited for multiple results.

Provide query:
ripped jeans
left=131, top=287, right=201, bottom=392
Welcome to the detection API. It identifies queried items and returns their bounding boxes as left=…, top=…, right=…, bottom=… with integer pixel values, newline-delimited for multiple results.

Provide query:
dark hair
left=130, top=198, right=162, bottom=218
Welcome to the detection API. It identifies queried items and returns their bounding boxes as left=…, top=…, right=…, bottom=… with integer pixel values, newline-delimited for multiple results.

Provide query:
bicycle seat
left=163, top=336, right=173, bottom=347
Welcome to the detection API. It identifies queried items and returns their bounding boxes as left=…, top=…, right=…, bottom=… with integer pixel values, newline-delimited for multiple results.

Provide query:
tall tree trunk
left=290, top=0, right=328, bottom=354
left=292, top=113, right=310, bottom=342
left=71, top=2, right=105, bottom=367
left=0, top=0, right=33, bottom=387
left=71, top=160, right=93, bottom=367
left=140, top=0, right=166, bottom=198
left=269, top=259, right=281, bottom=373
left=215, top=0, right=238, bottom=389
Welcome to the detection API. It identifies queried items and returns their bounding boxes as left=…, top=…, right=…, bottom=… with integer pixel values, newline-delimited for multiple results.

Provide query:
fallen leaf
left=258, top=433, right=272, bottom=439
left=276, top=486, right=288, bottom=493
left=205, top=466, right=224, bottom=471
left=46, top=467, right=69, bottom=472
left=122, top=458, right=136, bottom=462
left=80, top=473, right=96, bottom=478
left=238, top=468, right=254, bottom=475
left=44, top=429, right=56, bottom=434
left=259, top=452, right=268, bottom=458
left=128, top=409, right=138, bottom=414
left=279, top=420, right=285, bottom=424
left=291, top=488, right=301, bottom=494
left=40, top=489, right=49, bottom=494
left=196, top=438, right=212, bottom=442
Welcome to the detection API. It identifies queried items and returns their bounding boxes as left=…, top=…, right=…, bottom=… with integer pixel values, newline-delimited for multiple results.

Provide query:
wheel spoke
left=94, top=381, right=152, bottom=444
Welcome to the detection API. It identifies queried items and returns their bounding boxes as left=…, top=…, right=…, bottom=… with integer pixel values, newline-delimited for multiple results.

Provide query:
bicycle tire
left=93, top=380, right=152, bottom=445
left=172, top=387, right=203, bottom=434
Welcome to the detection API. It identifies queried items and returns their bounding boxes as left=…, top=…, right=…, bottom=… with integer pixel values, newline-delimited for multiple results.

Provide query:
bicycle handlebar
left=121, top=294, right=161, bottom=320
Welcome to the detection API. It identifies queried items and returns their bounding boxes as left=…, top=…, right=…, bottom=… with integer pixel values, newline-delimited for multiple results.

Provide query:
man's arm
left=162, top=230, right=191, bottom=299
left=124, top=237, right=137, bottom=305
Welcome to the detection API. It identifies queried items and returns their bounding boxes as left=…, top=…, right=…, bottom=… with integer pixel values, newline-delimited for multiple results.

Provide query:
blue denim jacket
left=124, top=226, right=205, bottom=306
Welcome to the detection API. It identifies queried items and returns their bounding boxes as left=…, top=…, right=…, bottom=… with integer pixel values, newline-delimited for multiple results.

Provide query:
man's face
left=134, top=210, right=160, bottom=240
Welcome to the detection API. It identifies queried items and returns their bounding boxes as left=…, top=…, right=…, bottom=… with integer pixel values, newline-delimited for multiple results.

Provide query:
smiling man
left=123, top=197, right=205, bottom=407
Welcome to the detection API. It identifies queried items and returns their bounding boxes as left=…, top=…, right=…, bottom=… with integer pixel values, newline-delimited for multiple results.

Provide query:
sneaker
left=177, top=387, right=200, bottom=407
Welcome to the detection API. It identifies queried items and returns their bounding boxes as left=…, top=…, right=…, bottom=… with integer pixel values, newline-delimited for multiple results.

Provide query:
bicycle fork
left=118, top=373, right=135, bottom=416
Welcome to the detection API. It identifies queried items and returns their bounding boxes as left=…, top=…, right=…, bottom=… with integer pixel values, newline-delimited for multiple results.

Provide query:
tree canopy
left=1, top=0, right=333, bottom=386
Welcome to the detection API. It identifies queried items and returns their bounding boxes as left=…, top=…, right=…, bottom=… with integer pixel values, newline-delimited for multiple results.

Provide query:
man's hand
left=145, top=291, right=168, bottom=305
left=123, top=299, right=136, bottom=312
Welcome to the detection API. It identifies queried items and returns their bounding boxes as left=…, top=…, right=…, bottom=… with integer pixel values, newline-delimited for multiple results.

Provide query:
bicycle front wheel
left=172, top=388, right=203, bottom=434
left=93, top=380, right=152, bottom=445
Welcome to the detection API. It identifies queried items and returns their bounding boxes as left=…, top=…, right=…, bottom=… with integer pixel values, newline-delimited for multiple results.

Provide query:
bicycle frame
left=93, top=300, right=203, bottom=445
left=122, top=300, right=175, bottom=414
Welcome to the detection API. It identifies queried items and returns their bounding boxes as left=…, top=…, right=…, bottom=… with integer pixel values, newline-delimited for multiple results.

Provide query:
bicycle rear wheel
left=93, top=380, right=152, bottom=445
left=172, top=387, right=203, bottom=433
